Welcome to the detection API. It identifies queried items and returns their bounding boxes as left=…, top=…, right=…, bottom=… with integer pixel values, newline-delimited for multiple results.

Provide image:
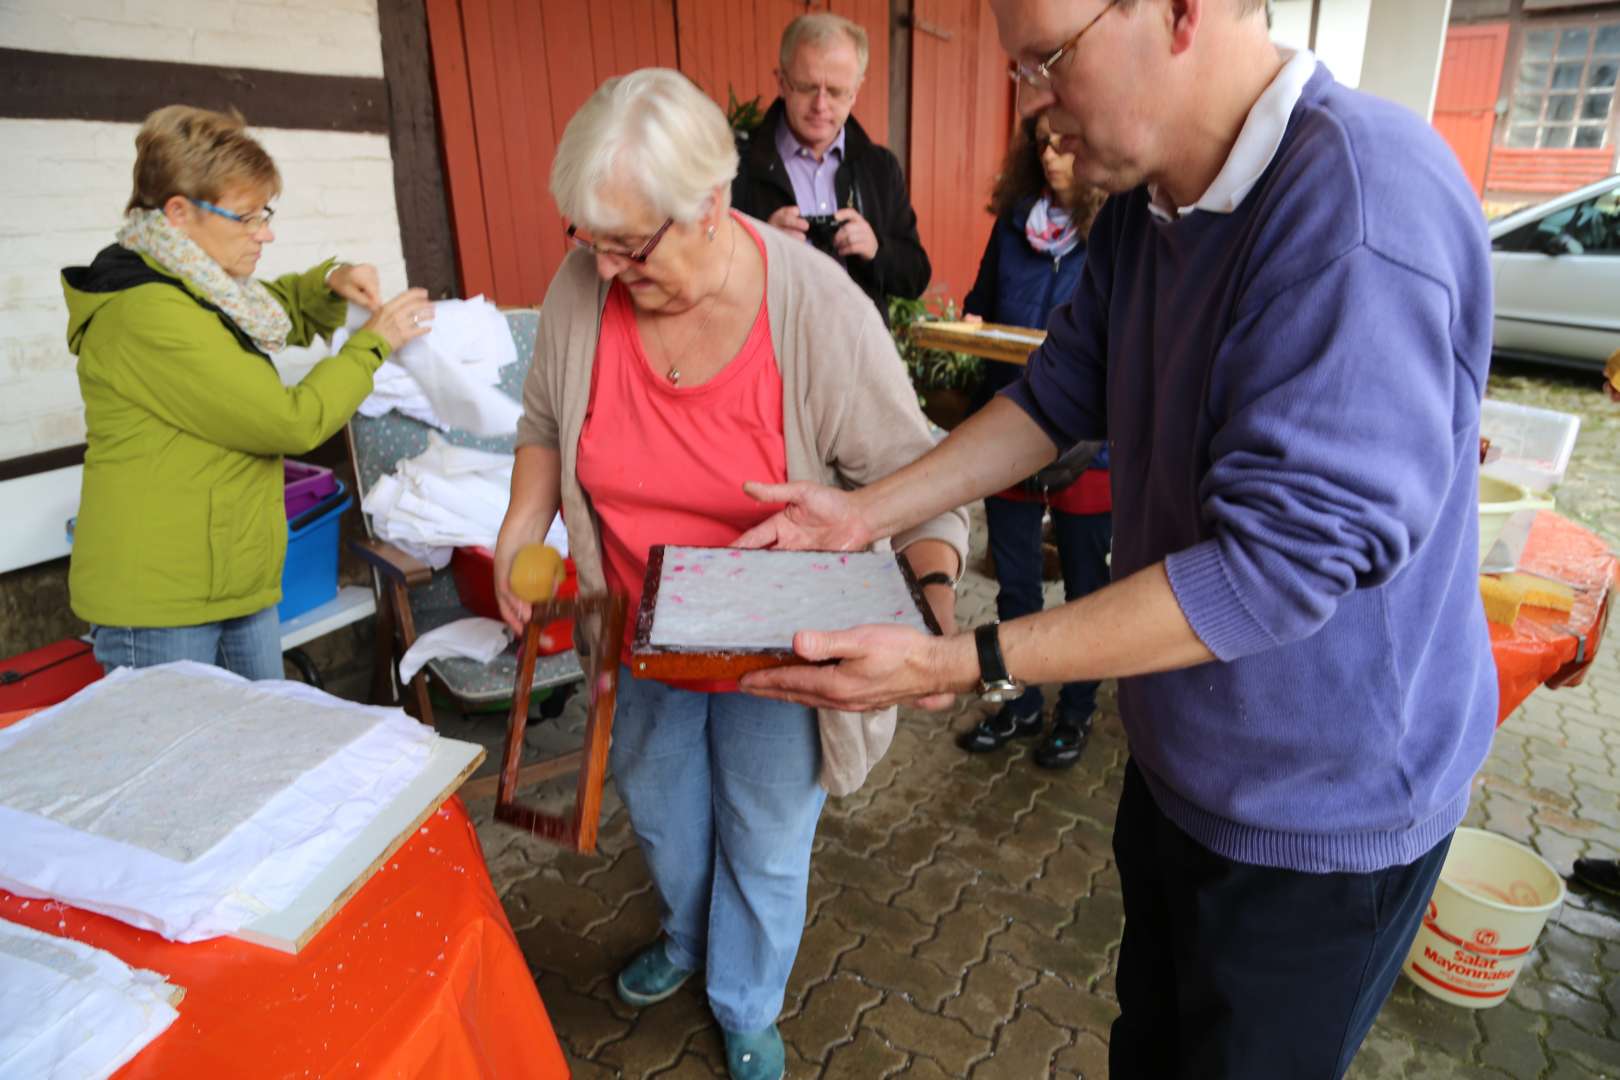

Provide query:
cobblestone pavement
left=455, top=360, right=1620, bottom=1078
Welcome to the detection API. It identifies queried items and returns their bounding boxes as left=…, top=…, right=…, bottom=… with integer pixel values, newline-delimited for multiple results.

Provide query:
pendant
left=667, top=367, right=681, bottom=385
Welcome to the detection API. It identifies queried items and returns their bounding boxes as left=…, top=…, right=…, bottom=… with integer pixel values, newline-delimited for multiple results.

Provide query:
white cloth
left=399, top=617, right=513, bottom=683
left=0, top=662, right=435, bottom=942
left=362, top=434, right=567, bottom=569
left=1148, top=48, right=1318, bottom=222
left=0, top=917, right=180, bottom=1080
left=347, top=295, right=521, bottom=436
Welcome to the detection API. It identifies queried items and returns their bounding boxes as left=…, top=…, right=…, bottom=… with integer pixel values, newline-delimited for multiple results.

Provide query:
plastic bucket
left=1478, top=475, right=1554, bottom=566
left=1403, top=828, right=1565, bottom=1008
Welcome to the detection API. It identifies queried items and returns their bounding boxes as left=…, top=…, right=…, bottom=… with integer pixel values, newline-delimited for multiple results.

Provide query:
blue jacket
left=964, top=198, right=1106, bottom=474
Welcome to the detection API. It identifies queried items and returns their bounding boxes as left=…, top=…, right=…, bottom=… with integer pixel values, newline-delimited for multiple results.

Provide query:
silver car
left=1488, top=174, right=1620, bottom=372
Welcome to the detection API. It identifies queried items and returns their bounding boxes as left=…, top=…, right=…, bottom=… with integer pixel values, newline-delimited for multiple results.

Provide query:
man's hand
left=740, top=623, right=974, bottom=712
left=767, top=206, right=811, bottom=242
left=735, top=481, right=873, bottom=551
left=832, top=208, right=879, bottom=260
left=328, top=262, right=384, bottom=309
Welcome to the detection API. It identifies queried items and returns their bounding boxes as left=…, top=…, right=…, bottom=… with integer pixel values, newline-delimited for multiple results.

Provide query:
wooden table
left=0, top=711, right=568, bottom=1079
left=1489, top=510, right=1616, bottom=725
left=907, top=320, right=1047, bottom=365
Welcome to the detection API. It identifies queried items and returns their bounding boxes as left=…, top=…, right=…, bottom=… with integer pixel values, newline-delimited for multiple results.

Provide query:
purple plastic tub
left=284, top=460, right=338, bottom=520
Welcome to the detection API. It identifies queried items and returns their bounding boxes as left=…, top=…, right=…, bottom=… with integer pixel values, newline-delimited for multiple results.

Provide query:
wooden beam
left=0, top=49, right=387, bottom=132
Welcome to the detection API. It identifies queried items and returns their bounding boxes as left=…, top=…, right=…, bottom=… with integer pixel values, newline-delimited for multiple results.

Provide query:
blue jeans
left=610, top=667, right=826, bottom=1033
left=91, top=606, right=284, bottom=681
left=984, top=496, right=1112, bottom=719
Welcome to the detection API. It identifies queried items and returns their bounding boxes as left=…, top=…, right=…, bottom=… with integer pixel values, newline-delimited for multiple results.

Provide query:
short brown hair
left=126, top=105, right=281, bottom=212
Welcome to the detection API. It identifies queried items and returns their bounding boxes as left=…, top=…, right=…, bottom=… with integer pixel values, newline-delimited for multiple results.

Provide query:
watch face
left=980, top=681, right=1020, bottom=704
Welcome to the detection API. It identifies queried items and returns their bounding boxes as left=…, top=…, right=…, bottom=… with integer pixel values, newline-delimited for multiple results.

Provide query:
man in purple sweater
left=736, top=0, right=1498, bottom=1075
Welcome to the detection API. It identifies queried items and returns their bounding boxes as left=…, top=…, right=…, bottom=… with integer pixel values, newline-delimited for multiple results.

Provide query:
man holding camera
left=732, top=12, right=932, bottom=315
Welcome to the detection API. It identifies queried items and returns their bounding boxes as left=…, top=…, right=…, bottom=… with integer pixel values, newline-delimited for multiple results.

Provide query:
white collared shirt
left=1148, top=49, right=1320, bottom=223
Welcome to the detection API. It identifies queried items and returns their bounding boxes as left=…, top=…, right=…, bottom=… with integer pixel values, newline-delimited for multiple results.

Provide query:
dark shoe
left=1571, top=858, right=1620, bottom=898
left=615, top=939, right=695, bottom=1007
left=724, top=1024, right=785, bottom=1080
left=957, top=705, right=1042, bottom=753
left=1034, top=710, right=1093, bottom=770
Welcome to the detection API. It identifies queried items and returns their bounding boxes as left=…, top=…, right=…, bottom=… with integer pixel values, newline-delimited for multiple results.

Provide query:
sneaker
left=1034, top=709, right=1093, bottom=770
left=1571, top=858, right=1620, bottom=898
left=956, top=704, right=1043, bottom=753
left=724, top=1024, right=785, bottom=1080
left=615, top=939, right=695, bottom=1007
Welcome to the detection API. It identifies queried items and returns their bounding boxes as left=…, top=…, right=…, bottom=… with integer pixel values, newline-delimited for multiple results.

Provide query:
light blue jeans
left=610, top=666, right=826, bottom=1033
left=92, top=605, right=283, bottom=681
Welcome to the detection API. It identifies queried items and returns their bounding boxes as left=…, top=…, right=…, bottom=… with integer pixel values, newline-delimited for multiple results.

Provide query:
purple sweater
left=1004, top=66, right=1498, bottom=873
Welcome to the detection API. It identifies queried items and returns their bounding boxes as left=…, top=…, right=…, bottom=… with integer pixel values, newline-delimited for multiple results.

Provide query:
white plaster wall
left=0, top=0, right=384, bottom=78
left=1272, top=0, right=1373, bottom=88
left=1359, top=0, right=1455, bottom=120
left=0, top=119, right=408, bottom=456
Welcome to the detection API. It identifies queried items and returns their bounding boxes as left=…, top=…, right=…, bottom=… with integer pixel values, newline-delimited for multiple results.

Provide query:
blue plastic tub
left=278, top=479, right=351, bottom=622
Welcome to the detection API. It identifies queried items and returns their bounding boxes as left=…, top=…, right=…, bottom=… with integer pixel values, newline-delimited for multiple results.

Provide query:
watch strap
left=974, top=622, right=1009, bottom=685
left=915, top=571, right=954, bottom=590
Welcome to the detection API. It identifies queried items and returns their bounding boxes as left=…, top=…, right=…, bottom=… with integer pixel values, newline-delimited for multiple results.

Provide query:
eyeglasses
left=780, top=75, right=857, bottom=104
left=192, top=198, right=275, bottom=230
left=566, top=218, right=674, bottom=263
left=1008, top=0, right=1117, bottom=90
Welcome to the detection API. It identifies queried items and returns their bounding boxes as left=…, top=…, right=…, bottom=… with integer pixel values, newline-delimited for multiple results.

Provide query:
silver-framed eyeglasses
left=1008, top=0, right=1117, bottom=90
left=566, top=218, right=674, bottom=263
left=780, top=74, right=857, bottom=105
left=191, top=198, right=275, bottom=230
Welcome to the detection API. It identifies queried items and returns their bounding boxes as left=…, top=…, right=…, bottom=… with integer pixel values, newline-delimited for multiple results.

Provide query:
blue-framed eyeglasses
left=191, top=198, right=276, bottom=230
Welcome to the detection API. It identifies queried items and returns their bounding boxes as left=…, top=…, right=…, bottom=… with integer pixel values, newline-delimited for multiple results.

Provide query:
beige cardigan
left=515, top=216, right=970, bottom=796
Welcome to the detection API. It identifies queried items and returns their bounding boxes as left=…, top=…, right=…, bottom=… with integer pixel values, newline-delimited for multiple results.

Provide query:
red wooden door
left=907, top=0, right=1014, bottom=306
left=1433, top=23, right=1510, bottom=198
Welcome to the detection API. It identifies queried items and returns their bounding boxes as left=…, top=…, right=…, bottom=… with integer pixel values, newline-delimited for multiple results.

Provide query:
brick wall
left=0, top=0, right=405, bottom=459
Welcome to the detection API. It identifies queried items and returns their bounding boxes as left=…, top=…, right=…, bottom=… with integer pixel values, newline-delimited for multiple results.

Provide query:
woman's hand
left=360, top=288, right=434, bottom=351
left=328, top=262, right=384, bottom=309
left=491, top=536, right=532, bottom=635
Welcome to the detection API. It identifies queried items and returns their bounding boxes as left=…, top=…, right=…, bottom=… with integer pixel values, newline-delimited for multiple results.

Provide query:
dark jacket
left=731, top=99, right=931, bottom=313
left=963, top=197, right=1106, bottom=485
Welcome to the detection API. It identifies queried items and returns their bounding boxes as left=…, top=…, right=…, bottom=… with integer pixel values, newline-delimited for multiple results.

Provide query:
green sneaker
left=723, top=1024, right=785, bottom=1080
left=615, top=940, right=695, bottom=1007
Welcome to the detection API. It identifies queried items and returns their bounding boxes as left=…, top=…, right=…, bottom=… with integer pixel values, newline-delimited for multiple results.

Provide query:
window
left=1505, top=21, right=1620, bottom=150
left=1493, top=185, right=1620, bottom=254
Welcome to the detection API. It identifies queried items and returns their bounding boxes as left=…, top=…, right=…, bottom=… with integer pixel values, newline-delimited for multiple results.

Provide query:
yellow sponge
left=1480, top=575, right=1522, bottom=626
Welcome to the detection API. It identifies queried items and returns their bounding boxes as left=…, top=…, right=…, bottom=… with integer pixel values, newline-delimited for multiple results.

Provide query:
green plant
left=726, top=88, right=766, bottom=139
left=888, top=294, right=984, bottom=392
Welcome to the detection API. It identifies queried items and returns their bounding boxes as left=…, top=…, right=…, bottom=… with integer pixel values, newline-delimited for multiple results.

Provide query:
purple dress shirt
left=774, top=117, right=845, bottom=216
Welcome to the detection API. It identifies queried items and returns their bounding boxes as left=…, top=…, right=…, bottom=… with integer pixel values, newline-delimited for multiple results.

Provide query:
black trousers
left=1110, top=760, right=1451, bottom=1080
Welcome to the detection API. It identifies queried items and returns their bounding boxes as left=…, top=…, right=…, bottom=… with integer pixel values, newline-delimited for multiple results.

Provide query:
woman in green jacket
left=63, top=105, right=432, bottom=680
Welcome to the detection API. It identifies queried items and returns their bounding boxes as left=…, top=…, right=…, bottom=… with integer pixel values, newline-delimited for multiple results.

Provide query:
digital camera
left=803, top=214, right=842, bottom=255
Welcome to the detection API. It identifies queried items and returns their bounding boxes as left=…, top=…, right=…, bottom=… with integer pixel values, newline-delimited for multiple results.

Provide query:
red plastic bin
left=450, top=546, right=578, bottom=655
left=284, top=460, right=338, bottom=520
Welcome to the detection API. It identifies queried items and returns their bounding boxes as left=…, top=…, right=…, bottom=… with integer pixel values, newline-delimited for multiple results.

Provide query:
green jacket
left=62, top=245, right=392, bottom=628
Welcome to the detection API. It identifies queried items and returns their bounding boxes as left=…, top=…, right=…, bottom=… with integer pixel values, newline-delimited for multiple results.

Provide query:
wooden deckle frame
left=629, top=545, right=942, bottom=682
left=234, top=738, right=484, bottom=955
left=908, top=320, right=1046, bottom=365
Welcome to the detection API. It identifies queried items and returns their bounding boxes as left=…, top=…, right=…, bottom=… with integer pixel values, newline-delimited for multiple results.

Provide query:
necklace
left=651, top=221, right=736, bottom=385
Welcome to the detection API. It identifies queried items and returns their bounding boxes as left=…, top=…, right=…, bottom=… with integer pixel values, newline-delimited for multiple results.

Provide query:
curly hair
left=986, top=116, right=1107, bottom=237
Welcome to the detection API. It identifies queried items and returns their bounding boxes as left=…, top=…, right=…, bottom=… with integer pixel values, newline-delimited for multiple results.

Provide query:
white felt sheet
left=646, top=547, right=931, bottom=651
left=0, top=917, right=179, bottom=1080
left=0, top=662, right=435, bottom=942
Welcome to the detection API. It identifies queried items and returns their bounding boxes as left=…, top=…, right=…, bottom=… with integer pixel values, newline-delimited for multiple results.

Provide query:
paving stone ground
left=450, top=361, right=1620, bottom=1078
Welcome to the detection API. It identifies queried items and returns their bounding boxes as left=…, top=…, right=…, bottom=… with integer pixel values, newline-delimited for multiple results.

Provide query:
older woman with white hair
left=492, top=69, right=967, bottom=1080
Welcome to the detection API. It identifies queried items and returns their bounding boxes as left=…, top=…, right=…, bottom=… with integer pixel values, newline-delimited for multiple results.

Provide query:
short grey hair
left=549, top=68, right=739, bottom=232
left=779, top=13, right=870, bottom=77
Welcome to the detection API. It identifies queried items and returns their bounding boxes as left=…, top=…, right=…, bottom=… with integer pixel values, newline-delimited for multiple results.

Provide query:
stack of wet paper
left=0, top=916, right=182, bottom=1078
left=0, top=661, right=435, bottom=942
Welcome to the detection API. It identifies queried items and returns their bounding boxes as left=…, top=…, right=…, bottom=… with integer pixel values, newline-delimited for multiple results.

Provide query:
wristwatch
left=974, top=622, right=1023, bottom=704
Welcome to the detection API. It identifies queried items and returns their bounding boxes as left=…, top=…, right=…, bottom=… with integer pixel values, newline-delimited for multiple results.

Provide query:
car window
left=1494, top=188, right=1620, bottom=254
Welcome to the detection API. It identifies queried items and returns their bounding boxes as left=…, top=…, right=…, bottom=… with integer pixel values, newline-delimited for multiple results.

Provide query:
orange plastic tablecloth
left=1489, top=510, right=1617, bottom=725
left=0, top=706, right=567, bottom=1080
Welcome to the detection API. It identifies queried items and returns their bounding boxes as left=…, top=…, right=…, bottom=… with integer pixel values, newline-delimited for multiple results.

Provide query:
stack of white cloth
left=361, top=434, right=567, bottom=569
left=0, top=663, right=436, bottom=943
left=0, top=917, right=181, bottom=1079
left=346, top=295, right=522, bottom=436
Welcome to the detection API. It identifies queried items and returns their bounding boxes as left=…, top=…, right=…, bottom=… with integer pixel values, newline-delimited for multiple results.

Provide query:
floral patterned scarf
left=116, top=208, right=291, bottom=354
left=1024, top=193, right=1081, bottom=260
